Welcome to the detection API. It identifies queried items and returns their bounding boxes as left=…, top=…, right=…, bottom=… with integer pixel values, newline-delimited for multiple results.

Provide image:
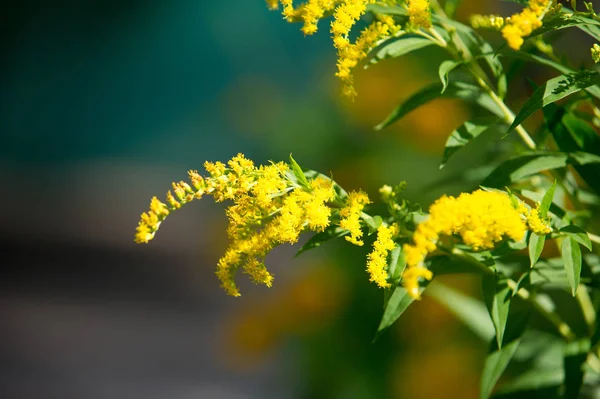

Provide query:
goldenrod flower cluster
left=270, top=0, right=342, bottom=35
left=501, top=0, right=550, bottom=50
left=340, top=190, right=371, bottom=245
left=592, top=43, right=600, bottom=64
left=135, top=154, right=344, bottom=296
left=267, top=0, right=401, bottom=97
left=334, top=14, right=400, bottom=97
left=406, top=0, right=431, bottom=29
left=527, top=204, right=552, bottom=235
left=402, top=190, right=528, bottom=299
left=366, top=224, right=398, bottom=288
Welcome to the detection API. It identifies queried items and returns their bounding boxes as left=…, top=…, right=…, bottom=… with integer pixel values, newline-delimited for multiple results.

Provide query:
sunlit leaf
left=367, top=36, right=434, bottom=67
left=508, top=72, right=600, bottom=134
left=438, top=60, right=463, bottom=93
left=289, top=154, right=310, bottom=189
left=481, top=152, right=569, bottom=188
left=529, top=232, right=546, bottom=268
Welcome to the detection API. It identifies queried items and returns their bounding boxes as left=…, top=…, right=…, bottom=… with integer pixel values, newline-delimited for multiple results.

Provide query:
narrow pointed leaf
left=375, top=82, right=504, bottom=131
left=560, top=225, right=592, bottom=251
left=367, top=36, right=434, bottom=67
left=438, top=60, right=463, bottom=93
left=483, top=273, right=511, bottom=348
left=561, top=236, right=582, bottom=296
left=295, top=226, right=348, bottom=257
left=376, top=285, right=420, bottom=335
left=480, top=311, right=529, bottom=399
left=481, top=152, right=569, bottom=188
left=508, top=71, right=600, bottom=133
left=289, top=154, right=309, bottom=188
left=539, top=181, right=557, bottom=218
left=387, top=246, right=406, bottom=283
left=529, top=232, right=546, bottom=268
left=440, top=119, right=497, bottom=169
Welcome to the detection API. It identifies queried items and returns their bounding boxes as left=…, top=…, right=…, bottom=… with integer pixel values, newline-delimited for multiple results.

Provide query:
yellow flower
left=366, top=224, right=398, bottom=288
left=339, top=190, right=371, bottom=245
left=527, top=204, right=552, bottom=235
left=407, top=0, right=431, bottom=29
left=401, top=189, right=528, bottom=299
left=135, top=154, right=342, bottom=296
left=501, top=0, right=550, bottom=50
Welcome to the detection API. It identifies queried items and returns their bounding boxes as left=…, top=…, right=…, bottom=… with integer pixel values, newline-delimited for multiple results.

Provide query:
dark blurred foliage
left=1, top=1, right=598, bottom=398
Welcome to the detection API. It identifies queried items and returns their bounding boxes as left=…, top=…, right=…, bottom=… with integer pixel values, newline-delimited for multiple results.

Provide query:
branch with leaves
left=135, top=1, right=600, bottom=397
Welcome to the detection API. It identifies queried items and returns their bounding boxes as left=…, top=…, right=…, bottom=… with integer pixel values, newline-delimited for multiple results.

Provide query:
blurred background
left=1, top=1, right=598, bottom=398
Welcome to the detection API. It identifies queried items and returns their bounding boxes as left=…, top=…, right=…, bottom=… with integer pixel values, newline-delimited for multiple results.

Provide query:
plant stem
left=428, top=0, right=537, bottom=150
left=451, top=248, right=575, bottom=340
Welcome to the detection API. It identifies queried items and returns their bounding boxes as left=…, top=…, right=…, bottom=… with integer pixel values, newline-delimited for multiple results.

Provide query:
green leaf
left=367, top=36, right=434, bottom=67
left=361, top=213, right=383, bottom=235
left=375, top=81, right=504, bottom=131
left=438, top=60, right=463, bottom=93
left=289, top=154, right=310, bottom=189
left=508, top=71, right=600, bottom=134
left=560, top=225, right=592, bottom=251
left=483, top=273, right=512, bottom=348
left=295, top=226, right=348, bottom=257
left=561, top=236, right=582, bottom=296
left=480, top=311, right=529, bottom=399
left=440, top=119, right=499, bottom=169
left=427, top=282, right=495, bottom=341
left=481, top=152, right=569, bottom=188
left=544, top=105, right=600, bottom=194
left=539, top=180, right=557, bottom=219
left=529, top=232, right=546, bottom=268
left=376, top=285, right=421, bottom=336
left=564, top=338, right=591, bottom=399
left=387, top=246, right=406, bottom=283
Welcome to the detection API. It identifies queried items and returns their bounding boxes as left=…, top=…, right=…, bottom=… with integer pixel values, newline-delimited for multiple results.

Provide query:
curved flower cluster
left=470, top=14, right=505, bottom=30
left=402, top=190, right=528, bottom=299
left=501, top=0, right=550, bottom=50
left=366, top=224, right=398, bottom=288
left=406, top=0, right=431, bottom=28
left=135, top=154, right=340, bottom=296
left=339, top=190, right=371, bottom=245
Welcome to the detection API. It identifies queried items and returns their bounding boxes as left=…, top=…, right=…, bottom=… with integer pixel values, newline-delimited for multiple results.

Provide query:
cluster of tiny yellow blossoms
left=527, top=204, right=552, bottom=235
left=135, top=154, right=342, bottom=296
left=501, top=0, right=551, bottom=50
left=269, top=0, right=342, bottom=35
left=366, top=224, right=398, bottom=288
left=406, top=0, right=431, bottom=28
left=339, top=190, right=371, bottom=245
left=335, top=14, right=400, bottom=97
left=402, top=190, right=528, bottom=299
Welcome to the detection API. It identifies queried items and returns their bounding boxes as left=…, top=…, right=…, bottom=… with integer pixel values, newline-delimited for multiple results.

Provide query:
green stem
left=576, top=286, right=597, bottom=335
left=428, top=0, right=537, bottom=150
left=451, top=248, right=575, bottom=340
